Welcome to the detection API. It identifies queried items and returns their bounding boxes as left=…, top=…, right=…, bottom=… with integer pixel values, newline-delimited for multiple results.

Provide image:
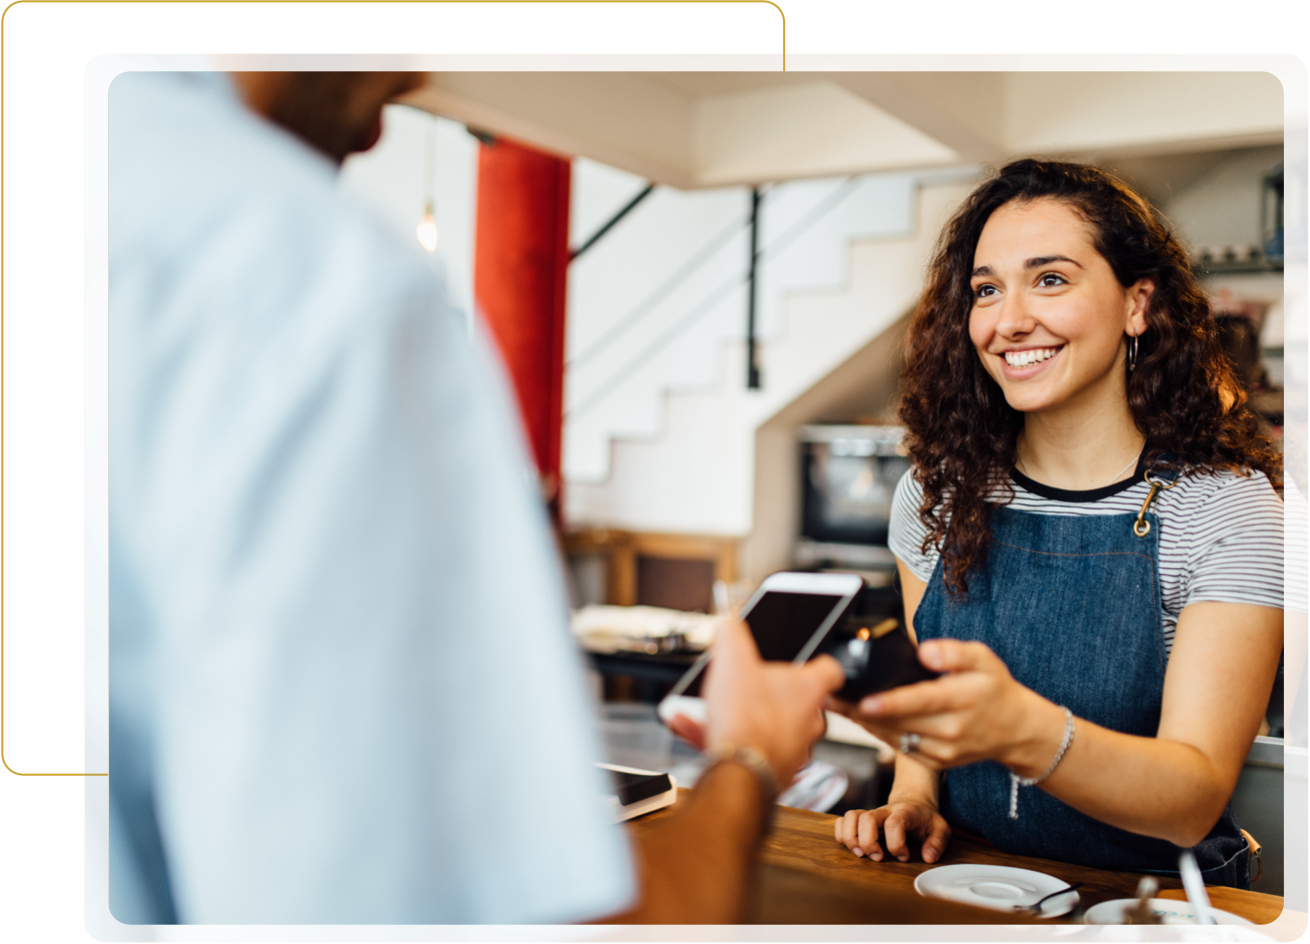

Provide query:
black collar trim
left=1010, top=450, right=1148, bottom=503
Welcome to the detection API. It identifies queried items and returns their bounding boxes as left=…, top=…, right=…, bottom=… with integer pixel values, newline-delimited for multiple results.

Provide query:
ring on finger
left=899, top=732, right=921, bottom=755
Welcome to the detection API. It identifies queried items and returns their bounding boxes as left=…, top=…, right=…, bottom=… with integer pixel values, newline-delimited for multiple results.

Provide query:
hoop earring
left=1127, top=334, right=1139, bottom=373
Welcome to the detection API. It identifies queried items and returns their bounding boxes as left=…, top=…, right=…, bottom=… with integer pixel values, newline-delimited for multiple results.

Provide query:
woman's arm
left=897, top=558, right=928, bottom=643
left=844, top=600, right=1282, bottom=848
left=1040, top=601, right=1281, bottom=845
left=834, top=752, right=952, bottom=863
left=833, top=560, right=951, bottom=863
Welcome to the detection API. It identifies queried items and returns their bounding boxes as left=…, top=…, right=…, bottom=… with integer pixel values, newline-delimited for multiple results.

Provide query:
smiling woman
left=969, top=199, right=1154, bottom=429
left=832, top=160, right=1284, bottom=889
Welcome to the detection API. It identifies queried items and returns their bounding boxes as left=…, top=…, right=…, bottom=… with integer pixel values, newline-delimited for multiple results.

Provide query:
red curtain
left=473, top=137, right=571, bottom=521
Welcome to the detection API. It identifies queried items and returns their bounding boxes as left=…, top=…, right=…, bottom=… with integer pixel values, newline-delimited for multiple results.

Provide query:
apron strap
left=1133, top=452, right=1180, bottom=538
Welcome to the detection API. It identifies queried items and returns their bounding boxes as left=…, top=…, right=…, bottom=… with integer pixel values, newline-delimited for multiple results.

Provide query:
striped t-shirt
left=889, top=458, right=1285, bottom=659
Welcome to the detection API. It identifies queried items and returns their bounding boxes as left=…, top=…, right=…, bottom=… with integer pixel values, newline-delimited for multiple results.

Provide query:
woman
left=833, top=159, right=1283, bottom=888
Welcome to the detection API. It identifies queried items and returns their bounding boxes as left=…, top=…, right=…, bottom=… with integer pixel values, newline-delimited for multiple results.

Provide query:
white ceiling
left=400, top=71, right=1284, bottom=189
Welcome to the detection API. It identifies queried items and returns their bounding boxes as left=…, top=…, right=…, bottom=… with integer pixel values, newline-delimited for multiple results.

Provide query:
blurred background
left=337, top=70, right=1299, bottom=898
left=341, top=71, right=1290, bottom=584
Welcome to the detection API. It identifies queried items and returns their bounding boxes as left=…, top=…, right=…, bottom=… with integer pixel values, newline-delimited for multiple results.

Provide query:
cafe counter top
left=626, top=790, right=1287, bottom=926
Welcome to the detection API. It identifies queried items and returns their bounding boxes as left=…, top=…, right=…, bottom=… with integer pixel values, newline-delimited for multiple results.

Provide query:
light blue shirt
left=107, top=71, right=633, bottom=924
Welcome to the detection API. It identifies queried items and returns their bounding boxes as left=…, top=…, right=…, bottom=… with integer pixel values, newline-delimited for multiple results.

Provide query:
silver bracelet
left=1008, top=706, right=1075, bottom=821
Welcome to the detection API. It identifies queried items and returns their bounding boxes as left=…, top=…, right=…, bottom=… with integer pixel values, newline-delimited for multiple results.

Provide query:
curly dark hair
left=899, top=158, right=1282, bottom=596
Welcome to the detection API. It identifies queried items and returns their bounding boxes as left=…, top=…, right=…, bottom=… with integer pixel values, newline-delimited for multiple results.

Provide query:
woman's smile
left=1000, top=345, right=1063, bottom=377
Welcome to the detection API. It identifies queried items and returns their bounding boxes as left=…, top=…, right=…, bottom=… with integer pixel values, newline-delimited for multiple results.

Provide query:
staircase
left=563, top=176, right=972, bottom=542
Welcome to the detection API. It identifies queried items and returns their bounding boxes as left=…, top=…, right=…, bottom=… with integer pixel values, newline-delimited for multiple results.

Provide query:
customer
left=109, top=70, right=843, bottom=925
left=832, top=160, right=1282, bottom=887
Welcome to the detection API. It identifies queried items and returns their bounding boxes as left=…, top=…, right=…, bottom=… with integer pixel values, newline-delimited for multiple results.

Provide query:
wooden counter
left=627, top=791, right=1285, bottom=925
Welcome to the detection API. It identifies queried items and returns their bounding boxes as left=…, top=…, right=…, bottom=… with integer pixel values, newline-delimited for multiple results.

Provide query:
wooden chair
left=561, top=528, right=738, bottom=612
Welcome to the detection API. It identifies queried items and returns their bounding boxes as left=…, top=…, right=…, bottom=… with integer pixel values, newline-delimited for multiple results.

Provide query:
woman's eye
left=973, top=284, right=997, bottom=299
left=1038, top=273, right=1067, bottom=287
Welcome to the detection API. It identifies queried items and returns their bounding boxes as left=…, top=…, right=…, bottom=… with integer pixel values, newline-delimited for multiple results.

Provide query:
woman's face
left=968, top=198, right=1153, bottom=418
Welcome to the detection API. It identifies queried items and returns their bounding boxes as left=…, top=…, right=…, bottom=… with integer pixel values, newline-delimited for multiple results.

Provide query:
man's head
left=231, top=72, right=426, bottom=164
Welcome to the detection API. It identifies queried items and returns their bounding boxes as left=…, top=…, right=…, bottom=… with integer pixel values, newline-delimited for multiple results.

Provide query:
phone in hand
left=656, top=571, right=864, bottom=727
left=657, top=572, right=942, bottom=727
left=816, top=616, right=940, bottom=702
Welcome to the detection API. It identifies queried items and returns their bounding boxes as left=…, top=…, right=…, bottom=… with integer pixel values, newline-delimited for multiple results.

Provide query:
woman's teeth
left=1004, top=347, right=1059, bottom=368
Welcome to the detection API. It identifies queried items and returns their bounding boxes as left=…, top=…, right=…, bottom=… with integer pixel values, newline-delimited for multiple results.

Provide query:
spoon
left=1015, top=882, right=1083, bottom=914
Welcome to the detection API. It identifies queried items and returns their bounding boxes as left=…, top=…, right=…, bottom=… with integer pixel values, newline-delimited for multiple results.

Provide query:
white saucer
left=914, top=864, right=1080, bottom=917
left=1084, top=898, right=1255, bottom=926
left=1089, top=900, right=1273, bottom=942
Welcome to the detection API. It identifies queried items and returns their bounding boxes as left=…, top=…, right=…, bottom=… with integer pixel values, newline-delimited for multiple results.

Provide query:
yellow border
left=765, top=0, right=780, bottom=71
left=0, top=1, right=18, bottom=55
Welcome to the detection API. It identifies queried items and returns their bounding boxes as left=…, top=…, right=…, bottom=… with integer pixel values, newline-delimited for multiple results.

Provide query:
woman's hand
left=832, top=639, right=1066, bottom=777
left=833, top=799, right=952, bottom=864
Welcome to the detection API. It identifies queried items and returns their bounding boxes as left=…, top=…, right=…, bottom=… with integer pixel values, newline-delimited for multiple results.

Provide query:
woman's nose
left=994, top=294, right=1036, bottom=338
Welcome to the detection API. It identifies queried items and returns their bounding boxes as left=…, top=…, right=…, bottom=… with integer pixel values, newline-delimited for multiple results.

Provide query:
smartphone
left=656, top=571, right=864, bottom=727
left=817, top=616, right=940, bottom=702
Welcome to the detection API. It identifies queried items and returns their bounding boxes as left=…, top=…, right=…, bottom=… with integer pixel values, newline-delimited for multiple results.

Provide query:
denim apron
left=914, top=482, right=1251, bottom=887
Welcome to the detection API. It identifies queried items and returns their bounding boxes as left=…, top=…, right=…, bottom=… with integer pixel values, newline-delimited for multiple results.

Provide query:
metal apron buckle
left=1133, top=468, right=1179, bottom=537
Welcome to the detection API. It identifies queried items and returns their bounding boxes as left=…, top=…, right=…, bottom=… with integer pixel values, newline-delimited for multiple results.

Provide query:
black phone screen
left=745, top=592, right=850, bottom=662
left=680, top=591, right=847, bottom=696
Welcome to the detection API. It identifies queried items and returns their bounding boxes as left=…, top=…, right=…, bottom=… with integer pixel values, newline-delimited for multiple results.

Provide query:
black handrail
left=569, top=183, right=656, bottom=262
left=567, top=210, right=753, bottom=370
left=566, top=271, right=747, bottom=420
left=746, top=187, right=762, bottom=390
left=567, top=176, right=864, bottom=421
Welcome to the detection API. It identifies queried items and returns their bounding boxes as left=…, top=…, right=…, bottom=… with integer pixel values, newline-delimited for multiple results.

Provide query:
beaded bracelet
left=1008, top=706, right=1075, bottom=820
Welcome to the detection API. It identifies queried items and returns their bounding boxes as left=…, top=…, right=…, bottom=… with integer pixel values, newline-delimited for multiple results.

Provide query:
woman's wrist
left=888, top=754, right=940, bottom=808
left=1002, top=692, right=1071, bottom=779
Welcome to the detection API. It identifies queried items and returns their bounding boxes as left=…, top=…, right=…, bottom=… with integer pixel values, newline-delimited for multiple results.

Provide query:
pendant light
left=416, top=202, right=438, bottom=252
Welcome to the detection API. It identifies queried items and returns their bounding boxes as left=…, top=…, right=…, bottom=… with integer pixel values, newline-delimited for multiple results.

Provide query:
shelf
left=1196, top=260, right=1284, bottom=276
left=1199, top=254, right=1310, bottom=276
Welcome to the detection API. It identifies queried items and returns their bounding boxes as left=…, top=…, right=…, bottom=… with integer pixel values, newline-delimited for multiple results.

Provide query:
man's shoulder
left=111, top=72, right=441, bottom=337
left=112, top=72, right=402, bottom=254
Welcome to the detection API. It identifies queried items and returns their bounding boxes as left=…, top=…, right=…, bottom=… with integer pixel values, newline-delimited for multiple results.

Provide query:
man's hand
left=696, top=619, right=846, bottom=786
left=601, top=621, right=844, bottom=924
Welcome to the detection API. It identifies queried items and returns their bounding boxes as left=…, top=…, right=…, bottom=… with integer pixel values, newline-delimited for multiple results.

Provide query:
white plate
left=914, top=864, right=1080, bottom=917
left=1084, top=898, right=1255, bottom=926
left=1089, top=895, right=1273, bottom=937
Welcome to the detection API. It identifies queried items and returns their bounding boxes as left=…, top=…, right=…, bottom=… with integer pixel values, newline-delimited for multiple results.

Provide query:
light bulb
left=416, top=205, right=438, bottom=253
